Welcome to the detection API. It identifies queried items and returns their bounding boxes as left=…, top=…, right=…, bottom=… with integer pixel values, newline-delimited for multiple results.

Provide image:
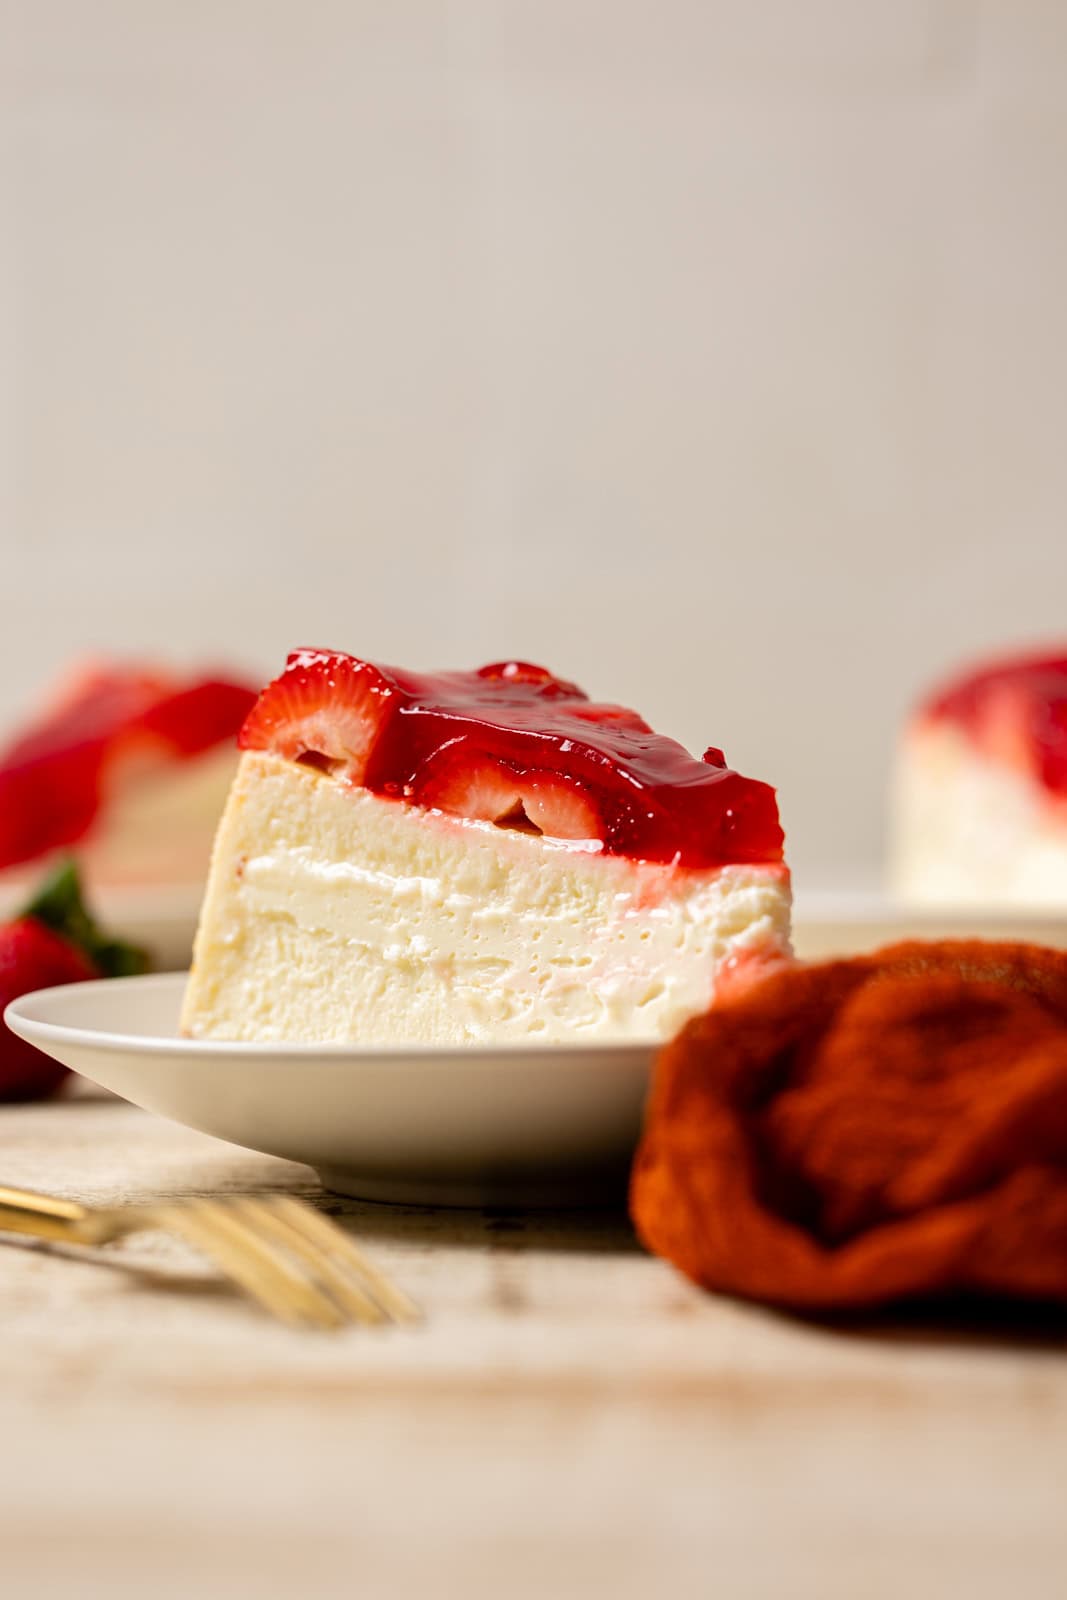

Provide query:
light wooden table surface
left=2, top=1092, right=1065, bottom=1600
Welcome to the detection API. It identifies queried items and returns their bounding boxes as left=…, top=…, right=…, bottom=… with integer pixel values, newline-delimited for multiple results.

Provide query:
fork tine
left=162, top=1207, right=310, bottom=1328
left=233, top=1199, right=386, bottom=1327
left=199, top=1202, right=352, bottom=1330
left=166, top=1203, right=346, bottom=1331
left=268, top=1196, right=422, bottom=1325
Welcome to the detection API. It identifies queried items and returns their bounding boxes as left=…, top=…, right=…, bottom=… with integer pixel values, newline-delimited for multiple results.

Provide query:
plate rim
left=3, top=971, right=659, bottom=1067
left=791, top=885, right=1067, bottom=926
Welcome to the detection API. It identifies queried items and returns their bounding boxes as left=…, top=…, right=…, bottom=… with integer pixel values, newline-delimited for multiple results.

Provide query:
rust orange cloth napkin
left=630, top=941, right=1067, bottom=1310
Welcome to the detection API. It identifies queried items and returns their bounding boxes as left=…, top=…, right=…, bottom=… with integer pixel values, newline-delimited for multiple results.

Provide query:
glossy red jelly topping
left=923, top=647, right=1067, bottom=796
left=240, top=650, right=786, bottom=868
left=0, top=664, right=257, bottom=870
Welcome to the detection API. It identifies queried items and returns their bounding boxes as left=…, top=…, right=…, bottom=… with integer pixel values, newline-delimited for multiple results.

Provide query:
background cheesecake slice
left=891, top=646, right=1067, bottom=908
left=0, top=661, right=256, bottom=892
left=181, top=651, right=792, bottom=1045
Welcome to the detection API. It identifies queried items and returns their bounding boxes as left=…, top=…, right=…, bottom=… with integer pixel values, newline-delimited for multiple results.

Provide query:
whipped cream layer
left=892, top=721, right=1067, bottom=908
left=182, top=752, right=792, bottom=1046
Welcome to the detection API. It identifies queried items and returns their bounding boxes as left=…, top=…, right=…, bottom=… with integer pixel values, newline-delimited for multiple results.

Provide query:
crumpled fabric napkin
left=630, top=941, right=1067, bottom=1310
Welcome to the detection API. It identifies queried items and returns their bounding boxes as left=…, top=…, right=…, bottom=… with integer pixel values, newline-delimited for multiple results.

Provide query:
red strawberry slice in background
left=240, top=650, right=398, bottom=783
left=138, top=678, right=261, bottom=756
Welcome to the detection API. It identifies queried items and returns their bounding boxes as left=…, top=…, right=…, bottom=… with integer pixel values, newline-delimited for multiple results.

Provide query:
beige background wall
left=2, top=1, right=1066, bottom=884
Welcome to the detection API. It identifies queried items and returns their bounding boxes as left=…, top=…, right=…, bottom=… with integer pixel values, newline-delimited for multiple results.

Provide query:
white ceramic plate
left=4, top=974, right=653, bottom=1208
left=791, top=888, right=1067, bottom=961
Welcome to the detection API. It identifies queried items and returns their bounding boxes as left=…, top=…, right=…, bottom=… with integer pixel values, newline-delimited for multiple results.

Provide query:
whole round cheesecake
left=181, top=650, right=793, bottom=1045
left=891, top=646, right=1067, bottom=908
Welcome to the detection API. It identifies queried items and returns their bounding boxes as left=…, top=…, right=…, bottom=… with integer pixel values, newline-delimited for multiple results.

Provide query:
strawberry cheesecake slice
left=182, top=650, right=791, bottom=1046
left=0, top=662, right=256, bottom=890
left=891, top=647, right=1067, bottom=907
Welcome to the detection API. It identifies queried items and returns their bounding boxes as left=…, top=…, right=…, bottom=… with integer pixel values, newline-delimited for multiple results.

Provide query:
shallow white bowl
left=4, top=974, right=653, bottom=1207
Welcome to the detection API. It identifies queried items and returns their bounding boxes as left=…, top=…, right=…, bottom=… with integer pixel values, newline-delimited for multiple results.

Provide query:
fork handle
left=0, top=1185, right=90, bottom=1243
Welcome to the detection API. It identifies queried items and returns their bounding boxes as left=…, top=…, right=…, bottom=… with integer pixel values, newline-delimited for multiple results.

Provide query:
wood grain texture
left=2, top=1093, right=1065, bottom=1600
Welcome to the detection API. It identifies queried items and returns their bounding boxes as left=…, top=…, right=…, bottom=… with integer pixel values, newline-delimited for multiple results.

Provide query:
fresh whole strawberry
left=0, top=920, right=95, bottom=1099
left=0, top=861, right=147, bottom=1101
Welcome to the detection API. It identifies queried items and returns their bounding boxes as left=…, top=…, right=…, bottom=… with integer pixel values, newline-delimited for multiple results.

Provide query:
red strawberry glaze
left=921, top=647, right=1067, bottom=797
left=0, top=665, right=256, bottom=870
left=240, top=650, right=785, bottom=868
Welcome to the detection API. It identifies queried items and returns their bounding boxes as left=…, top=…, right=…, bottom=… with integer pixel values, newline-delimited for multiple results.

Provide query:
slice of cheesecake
left=891, top=647, right=1067, bottom=908
left=181, top=651, right=792, bottom=1045
left=0, top=661, right=256, bottom=891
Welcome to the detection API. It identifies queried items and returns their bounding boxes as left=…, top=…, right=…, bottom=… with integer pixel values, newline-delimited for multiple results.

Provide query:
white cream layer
left=891, top=721, right=1067, bottom=908
left=182, top=752, right=792, bottom=1045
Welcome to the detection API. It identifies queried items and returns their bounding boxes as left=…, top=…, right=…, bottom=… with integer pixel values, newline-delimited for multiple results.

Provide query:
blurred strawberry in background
left=0, top=860, right=147, bottom=1100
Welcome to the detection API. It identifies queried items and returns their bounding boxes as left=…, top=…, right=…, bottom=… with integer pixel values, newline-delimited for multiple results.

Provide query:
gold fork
left=0, top=1185, right=420, bottom=1331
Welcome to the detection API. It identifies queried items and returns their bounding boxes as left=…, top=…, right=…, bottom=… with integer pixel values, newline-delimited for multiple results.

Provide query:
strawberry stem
left=21, top=859, right=150, bottom=978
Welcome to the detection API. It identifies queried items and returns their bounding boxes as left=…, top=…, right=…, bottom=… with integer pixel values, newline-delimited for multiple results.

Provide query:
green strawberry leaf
left=21, top=859, right=150, bottom=978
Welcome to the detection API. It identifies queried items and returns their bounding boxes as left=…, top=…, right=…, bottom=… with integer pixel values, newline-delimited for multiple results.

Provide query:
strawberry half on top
left=185, top=649, right=792, bottom=1049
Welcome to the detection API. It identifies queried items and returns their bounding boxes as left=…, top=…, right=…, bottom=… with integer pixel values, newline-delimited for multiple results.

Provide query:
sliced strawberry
left=520, top=776, right=601, bottom=840
left=416, top=752, right=525, bottom=824
left=239, top=649, right=398, bottom=782
left=413, top=747, right=603, bottom=841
